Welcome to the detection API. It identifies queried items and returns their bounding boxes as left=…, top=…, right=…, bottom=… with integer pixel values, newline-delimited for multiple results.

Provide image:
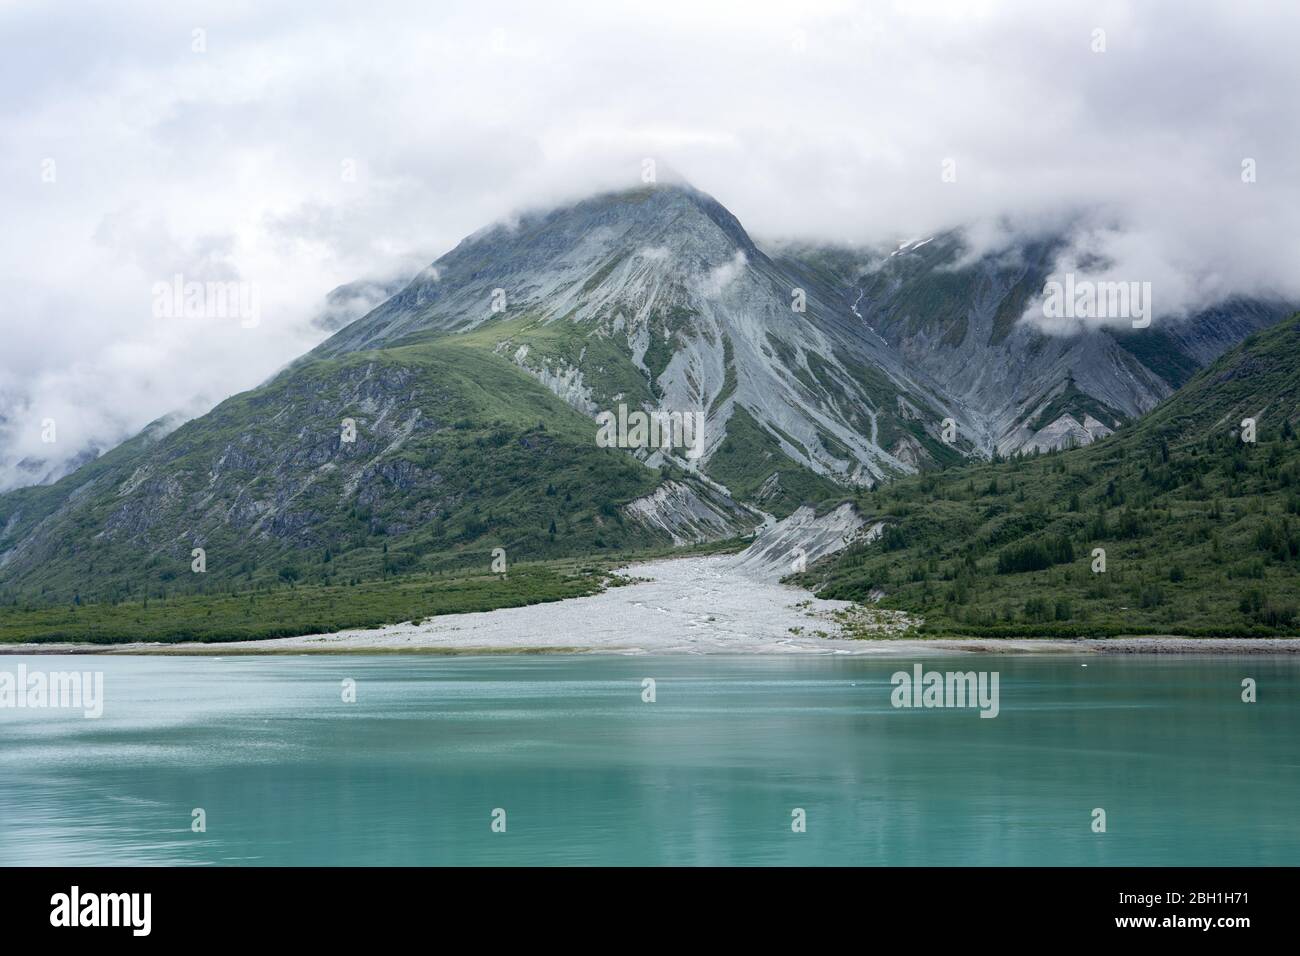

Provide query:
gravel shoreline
left=5, top=638, right=1298, bottom=656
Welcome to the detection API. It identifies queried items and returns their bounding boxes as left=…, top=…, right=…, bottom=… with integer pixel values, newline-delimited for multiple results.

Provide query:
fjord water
left=1, top=654, right=1296, bottom=866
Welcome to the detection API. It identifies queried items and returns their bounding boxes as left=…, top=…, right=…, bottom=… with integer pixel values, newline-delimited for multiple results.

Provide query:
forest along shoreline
left=3, top=555, right=1299, bottom=656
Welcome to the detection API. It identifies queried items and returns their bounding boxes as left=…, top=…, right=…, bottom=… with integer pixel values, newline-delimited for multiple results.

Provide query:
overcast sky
left=2, top=0, right=1298, bottom=488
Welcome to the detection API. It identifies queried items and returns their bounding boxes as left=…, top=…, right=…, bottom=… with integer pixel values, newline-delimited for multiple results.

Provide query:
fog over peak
left=2, top=0, right=1297, bottom=489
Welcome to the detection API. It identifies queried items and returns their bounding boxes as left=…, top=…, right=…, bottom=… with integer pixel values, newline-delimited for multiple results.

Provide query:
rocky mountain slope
left=314, top=185, right=980, bottom=506
left=782, top=233, right=1291, bottom=455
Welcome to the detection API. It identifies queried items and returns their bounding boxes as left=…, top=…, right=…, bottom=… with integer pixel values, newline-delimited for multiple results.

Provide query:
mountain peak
left=316, top=178, right=764, bottom=356
left=505, top=179, right=756, bottom=256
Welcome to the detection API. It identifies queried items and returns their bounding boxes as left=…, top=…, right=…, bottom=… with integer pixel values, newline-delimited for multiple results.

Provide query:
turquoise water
left=1, top=653, right=1296, bottom=866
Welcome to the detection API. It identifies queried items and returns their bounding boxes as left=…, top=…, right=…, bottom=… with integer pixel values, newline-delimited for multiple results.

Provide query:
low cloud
left=2, top=0, right=1298, bottom=487
left=700, top=251, right=748, bottom=299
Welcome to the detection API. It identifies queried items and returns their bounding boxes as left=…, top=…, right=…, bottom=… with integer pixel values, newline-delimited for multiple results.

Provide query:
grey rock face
left=622, top=479, right=759, bottom=545
left=725, top=502, right=867, bottom=582
left=785, top=233, right=1293, bottom=455
left=314, top=184, right=977, bottom=489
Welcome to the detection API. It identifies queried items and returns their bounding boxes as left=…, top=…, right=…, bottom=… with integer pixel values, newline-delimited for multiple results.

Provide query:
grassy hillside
left=800, top=315, right=1300, bottom=637
left=0, top=337, right=679, bottom=605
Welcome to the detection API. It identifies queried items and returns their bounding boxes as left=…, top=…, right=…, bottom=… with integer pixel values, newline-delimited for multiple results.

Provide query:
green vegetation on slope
left=1107, top=327, right=1202, bottom=388
left=706, top=404, right=843, bottom=518
left=0, top=338, right=667, bottom=605
left=459, top=313, right=657, bottom=411
left=800, top=314, right=1300, bottom=637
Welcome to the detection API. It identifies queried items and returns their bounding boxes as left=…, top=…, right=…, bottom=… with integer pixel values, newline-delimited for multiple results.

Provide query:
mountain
left=315, top=187, right=1289, bottom=478
left=315, top=184, right=982, bottom=503
left=799, top=313, right=1300, bottom=636
left=0, top=338, right=753, bottom=603
left=0, top=180, right=1291, bottom=606
left=778, top=232, right=1292, bottom=456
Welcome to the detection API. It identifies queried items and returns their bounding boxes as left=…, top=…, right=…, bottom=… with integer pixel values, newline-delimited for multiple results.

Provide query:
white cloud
left=2, top=0, right=1298, bottom=487
left=701, top=251, right=749, bottom=298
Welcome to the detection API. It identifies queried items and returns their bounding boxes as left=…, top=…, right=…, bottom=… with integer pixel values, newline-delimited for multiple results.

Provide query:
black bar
left=0, top=867, right=1289, bottom=942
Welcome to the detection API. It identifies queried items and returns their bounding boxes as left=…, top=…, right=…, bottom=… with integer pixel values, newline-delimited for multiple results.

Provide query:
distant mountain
left=310, top=274, right=415, bottom=334
left=801, top=312, right=1300, bottom=636
left=0, top=443, right=101, bottom=493
left=780, top=232, right=1292, bottom=455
